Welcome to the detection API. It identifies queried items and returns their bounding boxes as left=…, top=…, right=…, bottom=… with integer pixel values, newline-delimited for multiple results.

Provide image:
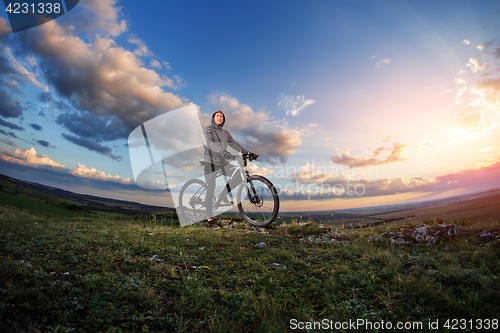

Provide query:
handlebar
left=228, top=152, right=259, bottom=162
left=244, top=152, right=259, bottom=161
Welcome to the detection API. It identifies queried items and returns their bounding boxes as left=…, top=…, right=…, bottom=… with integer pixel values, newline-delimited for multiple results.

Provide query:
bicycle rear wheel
left=179, top=179, right=208, bottom=222
left=237, top=175, right=279, bottom=227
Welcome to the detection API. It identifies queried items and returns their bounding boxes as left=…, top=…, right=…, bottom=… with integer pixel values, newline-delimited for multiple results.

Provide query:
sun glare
left=449, top=127, right=475, bottom=143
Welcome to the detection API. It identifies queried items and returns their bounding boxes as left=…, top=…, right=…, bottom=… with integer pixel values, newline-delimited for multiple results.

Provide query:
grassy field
left=0, top=205, right=499, bottom=332
left=0, top=192, right=84, bottom=218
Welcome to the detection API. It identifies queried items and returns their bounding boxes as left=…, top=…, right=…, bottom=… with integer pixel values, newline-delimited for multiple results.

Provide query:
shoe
left=220, top=196, right=233, bottom=205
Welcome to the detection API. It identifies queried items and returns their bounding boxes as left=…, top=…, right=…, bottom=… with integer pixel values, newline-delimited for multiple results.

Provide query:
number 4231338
left=5, top=2, right=62, bottom=15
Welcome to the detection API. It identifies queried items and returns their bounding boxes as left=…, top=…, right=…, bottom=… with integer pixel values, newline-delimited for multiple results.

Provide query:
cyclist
left=203, top=110, right=257, bottom=228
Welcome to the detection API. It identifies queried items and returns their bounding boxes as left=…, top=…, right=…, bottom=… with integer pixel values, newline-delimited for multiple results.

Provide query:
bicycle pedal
left=220, top=197, right=234, bottom=205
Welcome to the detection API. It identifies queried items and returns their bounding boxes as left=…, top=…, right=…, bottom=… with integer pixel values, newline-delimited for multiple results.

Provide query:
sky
left=1, top=0, right=500, bottom=212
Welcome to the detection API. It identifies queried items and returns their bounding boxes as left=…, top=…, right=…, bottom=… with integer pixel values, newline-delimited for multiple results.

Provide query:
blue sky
left=1, top=0, right=500, bottom=211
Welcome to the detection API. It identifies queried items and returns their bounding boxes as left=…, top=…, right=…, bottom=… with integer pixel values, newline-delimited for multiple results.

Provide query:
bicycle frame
left=211, top=155, right=250, bottom=210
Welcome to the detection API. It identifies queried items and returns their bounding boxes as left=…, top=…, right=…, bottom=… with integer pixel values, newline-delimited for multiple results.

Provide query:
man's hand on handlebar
left=246, top=152, right=259, bottom=161
left=220, top=150, right=259, bottom=161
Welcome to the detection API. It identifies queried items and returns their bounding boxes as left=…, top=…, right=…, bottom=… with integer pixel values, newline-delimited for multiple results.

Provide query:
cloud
left=0, top=90, right=24, bottom=118
left=5, top=2, right=186, bottom=158
left=209, top=94, right=303, bottom=163
left=149, top=59, right=162, bottom=69
left=0, top=117, right=24, bottom=131
left=36, top=140, right=51, bottom=148
left=70, top=163, right=131, bottom=185
left=0, top=17, right=9, bottom=37
left=331, top=142, right=408, bottom=168
left=361, top=177, right=434, bottom=196
left=30, top=123, right=43, bottom=131
left=435, top=158, right=500, bottom=192
left=288, top=162, right=436, bottom=199
left=416, top=140, right=431, bottom=148
left=375, top=58, right=391, bottom=68
left=291, top=162, right=351, bottom=185
left=372, top=146, right=385, bottom=156
left=288, top=158, right=500, bottom=199
left=0, top=147, right=64, bottom=169
left=0, top=54, right=15, bottom=82
left=457, top=112, right=484, bottom=131
left=128, top=34, right=153, bottom=57
left=466, top=56, right=488, bottom=73
left=480, top=146, right=498, bottom=153
left=39, top=91, right=72, bottom=114
left=247, top=162, right=275, bottom=176
left=56, top=110, right=128, bottom=143
left=3, top=47, right=48, bottom=92
left=62, top=134, right=122, bottom=161
left=22, top=26, right=185, bottom=123
left=0, top=128, right=19, bottom=138
left=0, top=137, right=17, bottom=147
left=476, top=78, right=500, bottom=111
left=0, top=147, right=130, bottom=185
left=0, top=153, right=156, bottom=206
left=72, top=0, right=127, bottom=37
left=278, top=93, right=316, bottom=117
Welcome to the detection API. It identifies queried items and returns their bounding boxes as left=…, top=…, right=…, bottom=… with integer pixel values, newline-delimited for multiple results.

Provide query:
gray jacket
left=203, top=111, right=249, bottom=171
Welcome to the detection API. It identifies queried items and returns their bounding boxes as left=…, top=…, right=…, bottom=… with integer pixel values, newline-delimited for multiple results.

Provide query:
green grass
left=0, top=206, right=499, bottom=332
left=0, top=190, right=128, bottom=218
left=0, top=192, right=84, bottom=217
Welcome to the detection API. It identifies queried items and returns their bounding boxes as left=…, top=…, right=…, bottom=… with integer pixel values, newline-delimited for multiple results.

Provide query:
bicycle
left=179, top=152, right=280, bottom=227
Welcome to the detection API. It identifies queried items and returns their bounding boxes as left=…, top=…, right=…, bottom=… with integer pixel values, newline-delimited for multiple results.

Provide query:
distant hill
left=278, top=188, right=500, bottom=228
left=370, top=188, right=500, bottom=223
left=0, top=173, right=173, bottom=216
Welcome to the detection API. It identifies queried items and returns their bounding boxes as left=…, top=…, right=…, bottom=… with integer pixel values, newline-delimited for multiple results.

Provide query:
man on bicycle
left=203, top=110, right=257, bottom=228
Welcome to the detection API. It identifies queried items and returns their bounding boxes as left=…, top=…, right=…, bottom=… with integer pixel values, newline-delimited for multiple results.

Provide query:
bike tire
left=237, top=175, right=279, bottom=227
left=179, top=179, right=208, bottom=222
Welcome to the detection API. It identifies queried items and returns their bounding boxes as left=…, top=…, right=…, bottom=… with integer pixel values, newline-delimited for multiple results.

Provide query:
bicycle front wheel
left=237, top=175, right=279, bottom=227
left=179, top=179, right=208, bottom=222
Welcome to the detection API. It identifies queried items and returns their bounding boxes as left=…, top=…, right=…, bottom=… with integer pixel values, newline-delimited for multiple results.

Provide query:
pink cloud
left=331, top=142, right=408, bottom=168
left=435, top=158, right=500, bottom=192
left=290, top=158, right=500, bottom=199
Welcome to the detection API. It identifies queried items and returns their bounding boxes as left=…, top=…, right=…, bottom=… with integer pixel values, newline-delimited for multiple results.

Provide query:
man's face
left=214, top=112, right=224, bottom=125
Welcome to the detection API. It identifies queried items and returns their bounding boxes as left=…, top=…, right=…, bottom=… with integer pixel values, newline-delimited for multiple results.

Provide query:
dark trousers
left=204, top=163, right=240, bottom=219
left=204, top=169, right=217, bottom=219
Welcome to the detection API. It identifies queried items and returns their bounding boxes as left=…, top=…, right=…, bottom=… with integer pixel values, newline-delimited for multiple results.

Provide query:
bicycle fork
left=244, top=172, right=262, bottom=205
